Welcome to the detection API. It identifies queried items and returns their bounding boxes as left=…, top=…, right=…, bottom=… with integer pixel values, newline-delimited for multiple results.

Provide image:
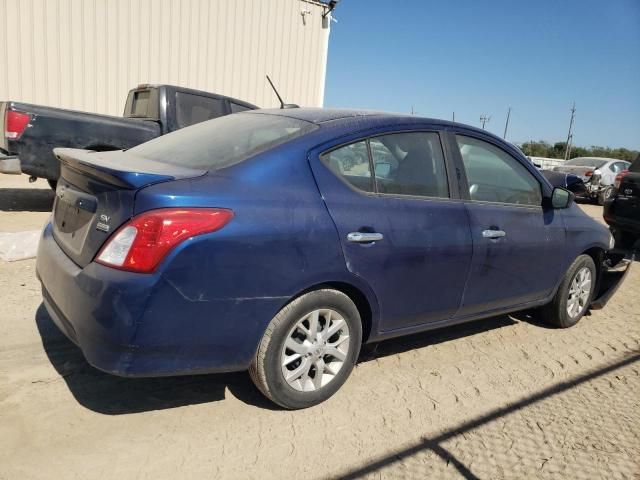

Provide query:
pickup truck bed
left=1, top=84, right=257, bottom=186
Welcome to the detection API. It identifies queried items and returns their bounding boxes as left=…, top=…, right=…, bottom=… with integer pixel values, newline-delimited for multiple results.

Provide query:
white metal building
left=0, top=0, right=331, bottom=115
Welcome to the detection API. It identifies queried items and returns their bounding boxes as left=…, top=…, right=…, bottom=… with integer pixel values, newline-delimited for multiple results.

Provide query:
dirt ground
left=0, top=174, right=638, bottom=480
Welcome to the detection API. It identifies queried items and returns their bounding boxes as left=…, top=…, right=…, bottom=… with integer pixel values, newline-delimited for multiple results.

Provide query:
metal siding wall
left=0, top=0, right=329, bottom=115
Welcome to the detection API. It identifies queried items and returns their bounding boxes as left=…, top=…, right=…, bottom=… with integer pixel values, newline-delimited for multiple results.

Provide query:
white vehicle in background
left=554, top=157, right=631, bottom=205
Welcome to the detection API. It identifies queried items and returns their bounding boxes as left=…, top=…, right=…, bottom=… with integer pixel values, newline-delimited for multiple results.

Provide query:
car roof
left=249, top=107, right=451, bottom=126
left=570, top=157, right=629, bottom=163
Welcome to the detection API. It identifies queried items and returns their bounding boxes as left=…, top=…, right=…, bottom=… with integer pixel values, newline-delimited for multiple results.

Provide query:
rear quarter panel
left=130, top=140, right=378, bottom=367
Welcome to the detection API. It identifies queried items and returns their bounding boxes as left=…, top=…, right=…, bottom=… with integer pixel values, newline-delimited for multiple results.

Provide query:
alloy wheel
left=566, top=267, right=592, bottom=318
left=281, top=309, right=350, bottom=392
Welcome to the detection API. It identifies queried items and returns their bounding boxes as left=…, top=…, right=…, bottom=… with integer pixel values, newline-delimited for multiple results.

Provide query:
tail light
left=96, top=208, right=234, bottom=273
left=585, top=170, right=593, bottom=177
left=4, top=110, right=31, bottom=140
left=614, top=170, right=629, bottom=189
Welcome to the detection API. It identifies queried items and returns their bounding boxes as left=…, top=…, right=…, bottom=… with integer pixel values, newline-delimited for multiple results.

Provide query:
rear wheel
left=541, top=254, right=596, bottom=328
left=249, top=289, right=362, bottom=409
left=598, top=186, right=613, bottom=205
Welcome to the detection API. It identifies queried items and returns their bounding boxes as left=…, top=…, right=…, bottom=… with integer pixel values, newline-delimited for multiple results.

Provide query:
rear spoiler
left=54, top=148, right=205, bottom=189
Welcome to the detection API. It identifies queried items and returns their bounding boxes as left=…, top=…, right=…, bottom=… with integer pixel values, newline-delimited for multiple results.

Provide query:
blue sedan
left=36, top=109, right=626, bottom=409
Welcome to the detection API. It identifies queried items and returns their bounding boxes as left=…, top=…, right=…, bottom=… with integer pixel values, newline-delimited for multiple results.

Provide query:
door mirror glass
left=375, top=161, right=391, bottom=178
left=551, top=187, right=572, bottom=209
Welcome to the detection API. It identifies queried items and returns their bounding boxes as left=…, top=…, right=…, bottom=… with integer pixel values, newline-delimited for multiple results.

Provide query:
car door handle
left=482, top=229, right=506, bottom=239
left=347, top=232, right=384, bottom=243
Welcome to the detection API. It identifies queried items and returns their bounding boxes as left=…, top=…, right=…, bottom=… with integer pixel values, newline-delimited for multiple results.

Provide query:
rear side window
left=128, top=113, right=317, bottom=170
left=176, top=93, right=226, bottom=128
left=321, top=141, right=373, bottom=193
left=370, top=132, right=449, bottom=198
left=457, top=135, right=542, bottom=206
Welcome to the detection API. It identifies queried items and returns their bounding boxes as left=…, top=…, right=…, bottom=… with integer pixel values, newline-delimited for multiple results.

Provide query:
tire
left=541, top=254, right=596, bottom=328
left=597, top=186, right=613, bottom=206
left=249, top=289, right=362, bottom=409
left=47, top=179, right=57, bottom=190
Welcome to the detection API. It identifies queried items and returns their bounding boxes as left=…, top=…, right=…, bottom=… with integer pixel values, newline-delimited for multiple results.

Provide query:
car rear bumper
left=36, top=222, right=280, bottom=377
left=0, top=152, right=21, bottom=174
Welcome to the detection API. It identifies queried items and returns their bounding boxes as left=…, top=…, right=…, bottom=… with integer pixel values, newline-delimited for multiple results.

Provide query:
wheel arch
left=285, top=280, right=379, bottom=344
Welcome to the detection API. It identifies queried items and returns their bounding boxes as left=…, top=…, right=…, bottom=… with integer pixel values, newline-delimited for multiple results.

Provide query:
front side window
left=456, top=135, right=542, bottom=206
left=321, top=141, right=373, bottom=193
left=369, top=132, right=449, bottom=198
left=176, top=93, right=226, bottom=128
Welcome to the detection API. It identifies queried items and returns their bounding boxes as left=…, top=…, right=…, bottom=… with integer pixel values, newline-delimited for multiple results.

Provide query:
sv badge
left=96, top=214, right=111, bottom=232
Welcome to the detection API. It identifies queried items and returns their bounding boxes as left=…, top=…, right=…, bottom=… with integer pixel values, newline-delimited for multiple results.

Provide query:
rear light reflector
left=5, top=110, right=31, bottom=140
left=96, top=208, right=234, bottom=273
left=614, top=170, right=628, bottom=189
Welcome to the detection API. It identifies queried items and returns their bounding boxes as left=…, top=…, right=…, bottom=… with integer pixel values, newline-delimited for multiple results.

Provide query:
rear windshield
left=564, top=158, right=607, bottom=168
left=128, top=113, right=317, bottom=170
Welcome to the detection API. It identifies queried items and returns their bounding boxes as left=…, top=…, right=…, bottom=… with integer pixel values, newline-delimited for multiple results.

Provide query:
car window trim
left=447, top=129, right=550, bottom=207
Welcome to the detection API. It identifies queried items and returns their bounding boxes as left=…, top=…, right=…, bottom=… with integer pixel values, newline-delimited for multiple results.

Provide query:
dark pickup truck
left=0, top=84, right=257, bottom=188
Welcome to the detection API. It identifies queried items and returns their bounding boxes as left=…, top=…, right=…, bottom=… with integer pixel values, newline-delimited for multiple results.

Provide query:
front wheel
left=540, top=254, right=596, bottom=328
left=249, top=289, right=362, bottom=409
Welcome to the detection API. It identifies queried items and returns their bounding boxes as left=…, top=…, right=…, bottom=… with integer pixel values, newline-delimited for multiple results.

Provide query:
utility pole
left=410, top=106, right=417, bottom=115
left=452, top=112, right=455, bottom=122
left=480, top=114, right=490, bottom=130
left=564, top=102, right=576, bottom=160
left=503, top=107, right=511, bottom=139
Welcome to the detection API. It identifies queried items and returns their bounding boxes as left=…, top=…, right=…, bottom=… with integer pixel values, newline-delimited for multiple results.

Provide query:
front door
left=309, top=130, right=473, bottom=332
left=452, top=134, right=566, bottom=317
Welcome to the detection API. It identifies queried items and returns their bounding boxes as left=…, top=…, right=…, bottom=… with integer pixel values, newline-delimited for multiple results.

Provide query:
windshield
left=564, top=158, right=607, bottom=168
left=128, top=113, right=318, bottom=170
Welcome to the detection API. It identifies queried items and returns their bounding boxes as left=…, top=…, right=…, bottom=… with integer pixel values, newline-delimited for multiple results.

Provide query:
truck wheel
left=540, top=254, right=596, bottom=328
left=249, top=289, right=362, bottom=409
left=598, top=186, right=613, bottom=206
left=47, top=179, right=57, bottom=190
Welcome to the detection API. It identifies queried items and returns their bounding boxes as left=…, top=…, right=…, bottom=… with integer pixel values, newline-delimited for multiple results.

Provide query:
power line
left=480, top=114, right=491, bottom=129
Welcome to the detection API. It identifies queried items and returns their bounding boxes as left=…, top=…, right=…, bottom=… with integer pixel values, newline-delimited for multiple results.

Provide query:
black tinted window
left=457, top=135, right=542, bottom=206
left=176, top=93, right=226, bottom=128
left=370, top=132, right=449, bottom=198
left=129, top=113, right=317, bottom=170
left=321, top=141, right=373, bottom=193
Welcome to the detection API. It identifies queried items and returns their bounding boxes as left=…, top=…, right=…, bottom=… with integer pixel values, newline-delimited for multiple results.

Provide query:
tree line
left=519, top=141, right=639, bottom=162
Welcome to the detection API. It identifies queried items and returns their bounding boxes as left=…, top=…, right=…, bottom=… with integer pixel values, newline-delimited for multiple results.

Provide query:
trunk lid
left=553, top=165, right=596, bottom=182
left=52, top=148, right=206, bottom=267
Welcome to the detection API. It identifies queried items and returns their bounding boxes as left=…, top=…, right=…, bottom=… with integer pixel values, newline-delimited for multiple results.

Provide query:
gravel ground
left=0, top=174, right=638, bottom=479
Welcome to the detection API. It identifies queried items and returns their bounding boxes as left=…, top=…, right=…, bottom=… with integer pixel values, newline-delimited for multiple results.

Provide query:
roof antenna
left=266, top=75, right=299, bottom=109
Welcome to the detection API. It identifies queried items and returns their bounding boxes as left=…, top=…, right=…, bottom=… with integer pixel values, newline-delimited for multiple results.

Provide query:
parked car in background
left=0, top=84, right=257, bottom=188
left=36, top=109, right=629, bottom=409
left=540, top=169, right=589, bottom=198
left=554, top=157, right=631, bottom=205
left=604, top=155, right=640, bottom=249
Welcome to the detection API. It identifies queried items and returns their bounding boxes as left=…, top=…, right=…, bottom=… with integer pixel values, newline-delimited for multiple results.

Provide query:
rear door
left=451, top=134, right=566, bottom=316
left=309, top=129, right=473, bottom=332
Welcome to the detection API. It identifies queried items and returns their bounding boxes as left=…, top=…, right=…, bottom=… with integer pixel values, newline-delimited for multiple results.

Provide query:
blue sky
left=324, top=0, right=640, bottom=150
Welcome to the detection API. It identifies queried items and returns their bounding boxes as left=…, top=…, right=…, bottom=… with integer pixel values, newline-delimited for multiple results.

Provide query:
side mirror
left=375, top=161, right=391, bottom=178
left=550, top=187, right=573, bottom=209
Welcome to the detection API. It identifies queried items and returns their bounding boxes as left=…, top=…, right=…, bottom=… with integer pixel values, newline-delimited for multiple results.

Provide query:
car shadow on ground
left=34, top=304, right=278, bottom=414
left=0, top=188, right=54, bottom=212
left=36, top=303, right=522, bottom=414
